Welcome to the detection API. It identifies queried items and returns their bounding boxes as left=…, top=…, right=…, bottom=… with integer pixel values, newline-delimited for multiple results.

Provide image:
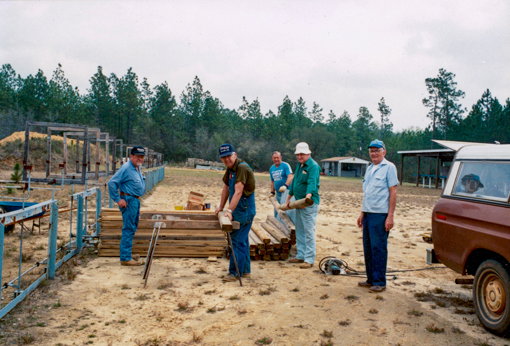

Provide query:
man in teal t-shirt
left=286, top=142, right=320, bottom=269
left=270, top=151, right=294, bottom=217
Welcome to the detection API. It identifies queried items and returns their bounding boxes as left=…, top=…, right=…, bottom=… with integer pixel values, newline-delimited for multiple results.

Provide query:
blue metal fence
left=0, top=166, right=165, bottom=319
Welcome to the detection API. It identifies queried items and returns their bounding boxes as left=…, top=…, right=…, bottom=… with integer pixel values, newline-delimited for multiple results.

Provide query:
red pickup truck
left=430, top=144, right=510, bottom=335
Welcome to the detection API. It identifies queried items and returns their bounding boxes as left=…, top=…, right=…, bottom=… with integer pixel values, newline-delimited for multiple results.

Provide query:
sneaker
left=299, top=262, right=313, bottom=269
left=242, top=273, right=251, bottom=278
left=120, top=259, right=143, bottom=266
left=368, top=285, right=386, bottom=293
left=358, top=281, right=372, bottom=287
left=289, top=258, right=304, bottom=263
left=222, top=274, right=238, bottom=282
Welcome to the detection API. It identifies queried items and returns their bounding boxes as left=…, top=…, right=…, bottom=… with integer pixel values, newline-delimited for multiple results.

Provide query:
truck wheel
left=474, top=259, right=510, bottom=335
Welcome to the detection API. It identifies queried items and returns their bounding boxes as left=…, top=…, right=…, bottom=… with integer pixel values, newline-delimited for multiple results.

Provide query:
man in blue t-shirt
left=269, top=151, right=294, bottom=205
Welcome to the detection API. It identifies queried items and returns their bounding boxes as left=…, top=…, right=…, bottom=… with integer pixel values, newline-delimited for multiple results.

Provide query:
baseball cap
left=294, top=142, right=311, bottom=155
left=219, top=143, right=235, bottom=158
left=368, top=139, right=385, bottom=150
left=130, top=146, right=146, bottom=156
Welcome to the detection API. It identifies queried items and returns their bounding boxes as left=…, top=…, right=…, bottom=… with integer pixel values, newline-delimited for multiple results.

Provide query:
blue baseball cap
left=368, top=139, right=385, bottom=150
left=219, top=143, right=235, bottom=158
left=130, top=146, right=146, bottom=156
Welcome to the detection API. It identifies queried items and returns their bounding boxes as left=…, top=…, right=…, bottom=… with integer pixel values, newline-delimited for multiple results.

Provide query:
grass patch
left=407, top=309, right=423, bottom=317
left=176, top=302, right=192, bottom=313
left=320, top=294, right=329, bottom=300
left=135, top=294, right=149, bottom=301
left=255, top=337, right=273, bottom=345
left=207, top=307, right=217, bottom=314
left=204, top=289, right=216, bottom=295
left=339, top=319, right=352, bottom=326
left=345, top=295, right=359, bottom=301
left=229, top=295, right=240, bottom=301
left=321, top=330, right=333, bottom=338
left=195, top=267, right=207, bottom=274
left=425, top=324, right=445, bottom=333
left=369, top=308, right=378, bottom=314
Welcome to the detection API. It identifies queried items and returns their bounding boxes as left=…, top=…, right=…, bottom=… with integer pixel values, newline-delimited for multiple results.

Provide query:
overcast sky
left=1, top=1, right=509, bottom=131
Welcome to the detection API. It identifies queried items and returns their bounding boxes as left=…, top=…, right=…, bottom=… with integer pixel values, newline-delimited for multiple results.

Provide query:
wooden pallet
left=98, top=208, right=227, bottom=258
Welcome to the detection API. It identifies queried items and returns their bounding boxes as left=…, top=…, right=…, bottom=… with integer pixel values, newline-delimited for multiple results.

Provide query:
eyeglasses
left=368, top=149, right=383, bottom=153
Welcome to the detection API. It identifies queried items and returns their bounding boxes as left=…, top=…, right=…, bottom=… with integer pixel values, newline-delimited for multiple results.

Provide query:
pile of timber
left=249, top=216, right=296, bottom=261
left=98, top=209, right=227, bottom=258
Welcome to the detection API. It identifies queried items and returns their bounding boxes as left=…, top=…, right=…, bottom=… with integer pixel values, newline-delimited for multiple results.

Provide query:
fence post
left=76, top=195, right=84, bottom=253
left=47, top=201, right=59, bottom=280
left=96, top=188, right=102, bottom=235
left=0, top=224, right=4, bottom=303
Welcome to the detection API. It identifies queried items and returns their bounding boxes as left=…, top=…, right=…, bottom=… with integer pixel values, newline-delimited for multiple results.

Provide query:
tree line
left=0, top=63, right=509, bottom=181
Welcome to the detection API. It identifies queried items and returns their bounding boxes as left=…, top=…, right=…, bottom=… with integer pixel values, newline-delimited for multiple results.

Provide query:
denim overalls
left=228, top=162, right=256, bottom=277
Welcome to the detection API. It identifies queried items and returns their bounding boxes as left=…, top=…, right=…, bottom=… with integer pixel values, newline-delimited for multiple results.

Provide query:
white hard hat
left=294, top=142, right=311, bottom=155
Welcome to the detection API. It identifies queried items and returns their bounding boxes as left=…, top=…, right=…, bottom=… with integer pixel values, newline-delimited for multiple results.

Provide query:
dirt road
left=1, top=167, right=507, bottom=345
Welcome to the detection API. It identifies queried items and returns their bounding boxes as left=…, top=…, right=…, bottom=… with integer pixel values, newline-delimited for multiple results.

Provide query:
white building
left=320, top=156, right=370, bottom=177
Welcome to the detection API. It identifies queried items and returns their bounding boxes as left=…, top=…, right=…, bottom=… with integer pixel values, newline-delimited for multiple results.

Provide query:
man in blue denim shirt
left=108, top=146, right=146, bottom=266
left=357, top=139, right=398, bottom=292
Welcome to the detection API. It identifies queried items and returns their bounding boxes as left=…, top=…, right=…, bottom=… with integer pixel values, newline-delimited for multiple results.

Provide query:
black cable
left=319, top=256, right=446, bottom=278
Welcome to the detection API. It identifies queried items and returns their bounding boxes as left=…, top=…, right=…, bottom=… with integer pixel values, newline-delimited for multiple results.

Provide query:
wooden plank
left=100, top=219, right=220, bottom=229
left=217, top=211, right=232, bottom=232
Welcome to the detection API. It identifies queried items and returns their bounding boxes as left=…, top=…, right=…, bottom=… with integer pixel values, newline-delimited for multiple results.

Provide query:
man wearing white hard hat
left=285, top=142, right=320, bottom=269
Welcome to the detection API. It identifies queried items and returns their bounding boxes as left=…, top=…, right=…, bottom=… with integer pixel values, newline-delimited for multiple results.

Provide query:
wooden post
left=279, top=198, right=313, bottom=211
left=435, top=154, right=440, bottom=189
left=95, top=131, right=100, bottom=180
left=76, top=138, right=80, bottom=173
left=63, top=133, right=68, bottom=175
left=269, top=196, right=296, bottom=233
left=46, top=127, right=52, bottom=178
left=105, top=133, right=110, bottom=178
left=416, top=156, right=421, bottom=187
left=400, top=154, right=404, bottom=185
left=82, top=127, right=88, bottom=184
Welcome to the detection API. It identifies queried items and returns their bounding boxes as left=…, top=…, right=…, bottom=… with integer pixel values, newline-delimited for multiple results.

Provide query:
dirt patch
left=1, top=167, right=508, bottom=345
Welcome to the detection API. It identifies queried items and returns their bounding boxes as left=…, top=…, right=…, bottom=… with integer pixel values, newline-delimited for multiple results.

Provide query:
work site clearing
left=1, top=167, right=507, bottom=346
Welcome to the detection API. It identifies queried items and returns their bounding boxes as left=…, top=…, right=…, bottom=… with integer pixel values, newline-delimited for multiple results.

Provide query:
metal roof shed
left=397, top=140, right=495, bottom=189
left=320, top=157, right=370, bottom=177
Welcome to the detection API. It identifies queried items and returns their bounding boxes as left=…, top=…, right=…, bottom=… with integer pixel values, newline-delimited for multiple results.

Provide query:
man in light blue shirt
left=108, top=146, right=146, bottom=266
left=356, top=139, right=398, bottom=293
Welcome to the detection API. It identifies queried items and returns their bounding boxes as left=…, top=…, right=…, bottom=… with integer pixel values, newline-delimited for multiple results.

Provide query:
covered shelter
left=320, top=156, right=369, bottom=177
left=397, top=140, right=494, bottom=189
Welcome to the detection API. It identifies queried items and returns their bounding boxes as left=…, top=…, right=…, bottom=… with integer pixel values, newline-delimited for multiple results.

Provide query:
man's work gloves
left=278, top=184, right=288, bottom=193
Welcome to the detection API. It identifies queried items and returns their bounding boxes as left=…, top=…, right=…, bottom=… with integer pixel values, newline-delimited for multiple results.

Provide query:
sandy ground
left=1, top=167, right=509, bottom=345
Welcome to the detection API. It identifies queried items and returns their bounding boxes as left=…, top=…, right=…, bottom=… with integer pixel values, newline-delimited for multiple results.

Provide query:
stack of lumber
left=249, top=216, right=295, bottom=261
left=98, top=208, right=227, bottom=258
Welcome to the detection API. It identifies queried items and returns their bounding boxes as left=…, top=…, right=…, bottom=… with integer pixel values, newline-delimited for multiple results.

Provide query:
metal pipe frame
left=0, top=187, right=103, bottom=319
left=23, top=122, right=89, bottom=185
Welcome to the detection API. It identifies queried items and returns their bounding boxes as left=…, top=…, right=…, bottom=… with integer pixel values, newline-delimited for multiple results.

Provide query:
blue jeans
left=294, top=203, right=319, bottom=264
left=229, top=219, right=253, bottom=276
left=362, top=213, right=389, bottom=286
left=119, top=196, right=141, bottom=262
